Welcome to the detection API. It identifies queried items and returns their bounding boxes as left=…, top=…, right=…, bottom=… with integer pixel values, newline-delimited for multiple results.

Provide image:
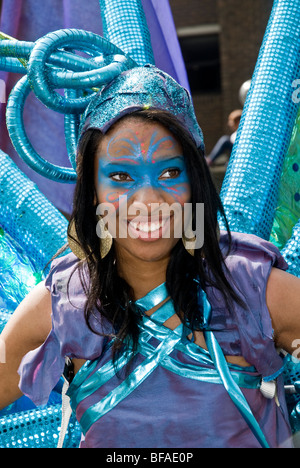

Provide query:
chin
left=134, top=249, right=170, bottom=263
left=117, top=238, right=179, bottom=263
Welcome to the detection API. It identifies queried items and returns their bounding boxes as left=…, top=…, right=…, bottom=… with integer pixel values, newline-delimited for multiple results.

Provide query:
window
left=178, top=26, right=221, bottom=93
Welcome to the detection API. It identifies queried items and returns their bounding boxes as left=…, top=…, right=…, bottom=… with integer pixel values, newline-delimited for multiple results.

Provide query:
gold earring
left=68, top=219, right=86, bottom=260
left=96, top=216, right=113, bottom=259
left=182, top=233, right=196, bottom=256
left=68, top=218, right=113, bottom=260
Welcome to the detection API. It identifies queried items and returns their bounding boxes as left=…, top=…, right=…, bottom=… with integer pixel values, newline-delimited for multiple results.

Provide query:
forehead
left=96, top=117, right=182, bottom=158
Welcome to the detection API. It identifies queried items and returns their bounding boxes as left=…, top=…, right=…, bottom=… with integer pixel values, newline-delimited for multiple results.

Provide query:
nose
left=130, top=186, right=165, bottom=215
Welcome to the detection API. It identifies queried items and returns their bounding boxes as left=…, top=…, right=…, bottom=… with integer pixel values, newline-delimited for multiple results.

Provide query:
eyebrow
left=154, top=155, right=185, bottom=162
left=99, top=155, right=185, bottom=166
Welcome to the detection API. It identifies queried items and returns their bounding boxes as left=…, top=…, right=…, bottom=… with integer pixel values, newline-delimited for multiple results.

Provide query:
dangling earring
left=182, top=233, right=196, bottom=256
left=182, top=207, right=197, bottom=256
left=67, top=219, right=85, bottom=260
left=96, top=216, right=113, bottom=259
left=68, top=217, right=112, bottom=260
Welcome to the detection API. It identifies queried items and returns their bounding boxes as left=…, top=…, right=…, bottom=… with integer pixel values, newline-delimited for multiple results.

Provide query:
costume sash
left=67, top=282, right=269, bottom=447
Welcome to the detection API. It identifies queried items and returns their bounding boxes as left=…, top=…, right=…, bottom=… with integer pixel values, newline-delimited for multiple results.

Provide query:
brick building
left=170, top=0, right=274, bottom=154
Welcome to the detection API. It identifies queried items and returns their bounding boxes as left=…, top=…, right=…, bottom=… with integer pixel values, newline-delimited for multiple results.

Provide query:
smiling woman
left=1, top=65, right=300, bottom=449
left=68, top=96, right=232, bottom=356
left=95, top=118, right=191, bottom=255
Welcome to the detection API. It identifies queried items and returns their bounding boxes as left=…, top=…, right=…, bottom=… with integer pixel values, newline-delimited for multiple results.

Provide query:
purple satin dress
left=18, top=232, right=293, bottom=448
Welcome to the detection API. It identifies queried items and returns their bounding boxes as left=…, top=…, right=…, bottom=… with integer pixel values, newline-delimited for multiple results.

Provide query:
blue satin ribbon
left=138, top=317, right=260, bottom=389
left=76, top=327, right=182, bottom=435
left=135, top=282, right=169, bottom=312
left=67, top=282, right=268, bottom=446
left=200, top=291, right=270, bottom=448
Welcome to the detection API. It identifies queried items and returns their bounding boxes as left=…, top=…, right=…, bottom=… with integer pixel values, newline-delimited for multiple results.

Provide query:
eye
left=159, top=168, right=182, bottom=180
left=109, top=172, right=133, bottom=182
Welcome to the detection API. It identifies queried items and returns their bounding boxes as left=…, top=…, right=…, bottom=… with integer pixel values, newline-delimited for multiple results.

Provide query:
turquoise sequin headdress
left=80, top=64, right=205, bottom=151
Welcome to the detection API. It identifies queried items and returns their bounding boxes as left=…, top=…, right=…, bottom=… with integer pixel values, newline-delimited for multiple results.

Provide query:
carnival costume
left=18, top=232, right=292, bottom=448
left=0, top=0, right=300, bottom=449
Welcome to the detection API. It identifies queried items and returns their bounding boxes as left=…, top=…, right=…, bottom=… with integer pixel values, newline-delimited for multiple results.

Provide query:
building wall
left=171, top=0, right=218, bottom=27
left=170, top=0, right=273, bottom=153
left=218, top=0, right=273, bottom=126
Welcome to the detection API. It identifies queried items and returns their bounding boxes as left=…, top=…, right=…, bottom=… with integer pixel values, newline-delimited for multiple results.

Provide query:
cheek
left=96, top=173, right=130, bottom=210
left=161, top=182, right=191, bottom=205
left=97, top=186, right=121, bottom=211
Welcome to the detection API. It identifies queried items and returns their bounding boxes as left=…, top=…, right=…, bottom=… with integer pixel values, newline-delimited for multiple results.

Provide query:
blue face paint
left=97, top=128, right=191, bottom=207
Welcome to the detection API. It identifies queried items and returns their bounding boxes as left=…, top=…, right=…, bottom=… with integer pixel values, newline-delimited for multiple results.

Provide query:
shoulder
left=266, top=266, right=300, bottom=353
left=219, top=230, right=288, bottom=276
left=45, top=251, right=88, bottom=302
left=44, top=252, right=113, bottom=354
left=45, top=251, right=80, bottom=287
left=212, top=231, right=288, bottom=373
left=217, top=230, right=288, bottom=325
left=45, top=251, right=101, bottom=331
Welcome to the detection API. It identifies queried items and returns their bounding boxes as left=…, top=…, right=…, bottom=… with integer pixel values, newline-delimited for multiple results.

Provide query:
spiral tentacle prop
left=1, top=29, right=137, bottom=182
left=0, top=0, right=155, bottom=182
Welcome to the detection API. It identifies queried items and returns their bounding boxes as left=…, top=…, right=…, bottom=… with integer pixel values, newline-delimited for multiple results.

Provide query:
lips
left=127, top=216, right=171, bottom=240
left=129, top=217, right=168, bottom=233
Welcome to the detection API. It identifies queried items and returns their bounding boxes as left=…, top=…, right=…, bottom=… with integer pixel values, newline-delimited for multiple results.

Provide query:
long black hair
left=68, top=109, right=242, bottom=368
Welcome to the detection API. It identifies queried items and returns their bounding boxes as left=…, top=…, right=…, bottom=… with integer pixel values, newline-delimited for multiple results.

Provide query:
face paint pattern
left=97, top=128, right=190, bottom=210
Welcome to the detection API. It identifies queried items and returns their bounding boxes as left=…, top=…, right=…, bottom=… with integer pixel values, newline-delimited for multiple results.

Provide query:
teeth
left=129, top=218, right=167, bottom=233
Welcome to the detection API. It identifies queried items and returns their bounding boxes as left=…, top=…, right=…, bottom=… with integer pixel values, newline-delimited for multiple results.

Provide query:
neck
left=115, top=249, right=170, bottom=300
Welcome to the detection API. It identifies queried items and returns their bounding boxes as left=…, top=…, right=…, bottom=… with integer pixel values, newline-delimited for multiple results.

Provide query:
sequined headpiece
left=80, top=64, right=205, bottom=151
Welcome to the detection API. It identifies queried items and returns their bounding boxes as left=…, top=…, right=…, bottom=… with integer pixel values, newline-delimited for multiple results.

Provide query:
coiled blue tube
left=0, top=56, right=26, bottom=73
left=64, top=89, right=81, bottom=171
left=0, top=39, right=107, bottom=72
left=6, top=76, right=77, bottom=182
left=4, top=29, right=136, bottom=181
left=27, top=29, right=136, bottom=114
left=220, top=0, right=300, bottom=240
left=0, top=39, right=34, bottom=58
left=49, top=54, right=131, bottom=92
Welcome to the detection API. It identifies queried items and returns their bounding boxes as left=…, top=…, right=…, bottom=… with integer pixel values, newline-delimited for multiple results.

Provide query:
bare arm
left=0, top=281, right=52, bottom=410
left=266, top=267, right=300, bottom=356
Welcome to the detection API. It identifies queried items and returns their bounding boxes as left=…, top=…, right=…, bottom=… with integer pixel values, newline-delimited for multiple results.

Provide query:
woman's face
left=94, top=117, right=191, bottom=263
